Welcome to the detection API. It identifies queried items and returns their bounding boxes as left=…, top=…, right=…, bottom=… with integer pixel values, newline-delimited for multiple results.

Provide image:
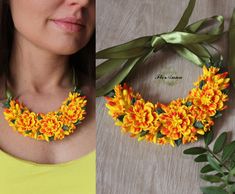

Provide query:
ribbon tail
left=173, top=0, right=196, bottom=31
left=228, top=9, right=235, bottom=87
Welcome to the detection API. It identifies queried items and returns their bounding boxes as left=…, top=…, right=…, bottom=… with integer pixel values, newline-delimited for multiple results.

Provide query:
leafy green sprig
left=184, top=131, right=235, bottom=194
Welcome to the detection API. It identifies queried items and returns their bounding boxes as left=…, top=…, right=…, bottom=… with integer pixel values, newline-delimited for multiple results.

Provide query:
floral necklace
left=2, top=70, right=87, bottom=142
left=96, top=0, right=230, bottom=146
left=105, top=64, right=230, bottom=147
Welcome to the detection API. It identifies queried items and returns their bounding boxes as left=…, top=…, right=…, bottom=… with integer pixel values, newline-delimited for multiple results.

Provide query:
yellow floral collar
left=2, top=88, right=87, bottom=142
left=105, top=64, right=230, bottom=146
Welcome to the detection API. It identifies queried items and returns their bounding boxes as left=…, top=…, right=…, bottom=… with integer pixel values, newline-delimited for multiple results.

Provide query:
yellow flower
left=105, top=84, right=141, bottom=120
left=195, top=66, right=230, bottom=91
left=54, top=129, right=65, bottom=140
left=59, top=92, right=87, bottom=123
left=3, top=100, right=23, bottom=122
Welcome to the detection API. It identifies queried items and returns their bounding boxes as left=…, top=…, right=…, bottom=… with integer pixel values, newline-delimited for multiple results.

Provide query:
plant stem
left=206, top=146, right=230, bottom=172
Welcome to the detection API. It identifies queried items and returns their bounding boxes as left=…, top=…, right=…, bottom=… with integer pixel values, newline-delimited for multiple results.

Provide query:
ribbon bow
left=96, top=0, right=224, bottom=96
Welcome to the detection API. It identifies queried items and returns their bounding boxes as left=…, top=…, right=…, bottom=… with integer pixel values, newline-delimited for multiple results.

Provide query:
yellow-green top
left=0, top=149, right=96, bottom=194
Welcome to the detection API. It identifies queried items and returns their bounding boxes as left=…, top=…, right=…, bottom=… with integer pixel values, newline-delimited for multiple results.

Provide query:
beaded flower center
left=105, top=65, right=230, bottom=146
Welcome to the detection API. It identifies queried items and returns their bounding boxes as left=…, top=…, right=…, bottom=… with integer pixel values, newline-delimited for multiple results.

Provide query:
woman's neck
left=8, top=34, right=72, bottom=95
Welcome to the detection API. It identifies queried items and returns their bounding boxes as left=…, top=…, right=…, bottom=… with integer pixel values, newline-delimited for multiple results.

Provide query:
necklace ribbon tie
left=96, top=0, right=225, bottom=96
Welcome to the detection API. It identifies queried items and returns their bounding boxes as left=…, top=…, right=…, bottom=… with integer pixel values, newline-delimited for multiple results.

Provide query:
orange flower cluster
left=3, top=92, right=87, bottom=142
left=105, top=65, right=230, bottom=146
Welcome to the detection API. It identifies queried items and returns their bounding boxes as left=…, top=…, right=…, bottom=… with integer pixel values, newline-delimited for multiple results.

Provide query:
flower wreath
left=105, top=64, right=229, bottom=146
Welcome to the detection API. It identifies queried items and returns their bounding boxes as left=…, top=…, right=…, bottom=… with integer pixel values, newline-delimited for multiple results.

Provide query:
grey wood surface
left=96, top=1, right=235, bottom=194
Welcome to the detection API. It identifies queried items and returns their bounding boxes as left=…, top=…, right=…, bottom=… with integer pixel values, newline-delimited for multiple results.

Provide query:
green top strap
left=96, top=0, right=225, bottom=96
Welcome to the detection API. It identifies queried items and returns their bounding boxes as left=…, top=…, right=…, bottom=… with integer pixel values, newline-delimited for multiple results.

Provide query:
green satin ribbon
left=96, top=0, right=224, bottom=96
left=229, top=9, right=235, bottom=87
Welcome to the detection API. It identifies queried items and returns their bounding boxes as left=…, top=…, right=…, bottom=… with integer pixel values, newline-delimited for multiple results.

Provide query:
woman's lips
left=51, top=17, right=85, bottom=33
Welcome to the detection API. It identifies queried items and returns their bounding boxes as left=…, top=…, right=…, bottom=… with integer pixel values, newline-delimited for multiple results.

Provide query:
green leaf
left=106, top=90, right=115, bottom=98
left=207, top=154, right=221, bottom=171
left=156, top=107, right=165, bottom=114
left=62, top=125, right=69, bottom=131
left=139, top=130, right=149, bottom=137
left=183, top=147, right=207, bottom=155
left=175, top=139, right=182, bottom=146
left=222, top=88, right=229, bottom=95
left=2, top=100, right=10, bottom=108
left=194, top=154, right=208, bottom=162
left=200, top=186, right=227, bottom=194
left=230, top=184, right=235, bottom=192
left=213, top=132, right=227, bottom=154
left=131, top=98, right=136, bottom=105
left=37, top=115, right=43, bottom=120
left=230, top=166, right=235, bottom=176
left=66, top=100, right=71, bottom=106
left=199, top=80, right=206, bottom=89
left=25, top=130, right=32, bottom=134
left=215, top=173, right=224, bottom=178
left=73, top=87, right=82, bottom=94
left=204, top=130, right=214, bottom=146
left=200, top=174, right=222, bottom=183
left=213, top=111, right=223, bottom=119
left=56, top=112, right=62, bottom=116
left=222, top=140, right=235, bottom=162
left=74, top=120, right=82, bottom=125
left=157, top=133, right=165, bottom=138
left=201, top=164, right=215, bottom=173
left=193, top=121, right=204, bottom=129
left=117, top=115, right=125, bottom=122
left=48, top=136, right=54, bottom=142
left=185, top=101, right=192, bottom=107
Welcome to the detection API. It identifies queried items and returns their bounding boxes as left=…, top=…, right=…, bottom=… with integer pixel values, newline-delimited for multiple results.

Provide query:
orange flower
left=122, top=99, right=161, bottom=136
left=15, top=111, right=38, bottom=134
left=39, top=114, right=62, bottom=138
left=189, top=87, right=228, bottom=117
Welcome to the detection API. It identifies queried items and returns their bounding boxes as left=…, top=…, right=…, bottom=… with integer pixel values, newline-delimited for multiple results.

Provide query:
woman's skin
left=0, top=0, right=95, bottom=164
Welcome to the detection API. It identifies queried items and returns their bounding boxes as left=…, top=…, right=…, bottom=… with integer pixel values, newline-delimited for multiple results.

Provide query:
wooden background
left=96, top=1, right=235, bottom=194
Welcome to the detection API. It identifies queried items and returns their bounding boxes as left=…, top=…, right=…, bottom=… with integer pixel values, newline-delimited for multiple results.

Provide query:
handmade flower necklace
left=105, top=65, right=230, bottom=146
left=1, top=70, right=87, bottom=142
left=105, top=64, right=230, bottom=146
left=96, top=0, right=231, bottom=146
